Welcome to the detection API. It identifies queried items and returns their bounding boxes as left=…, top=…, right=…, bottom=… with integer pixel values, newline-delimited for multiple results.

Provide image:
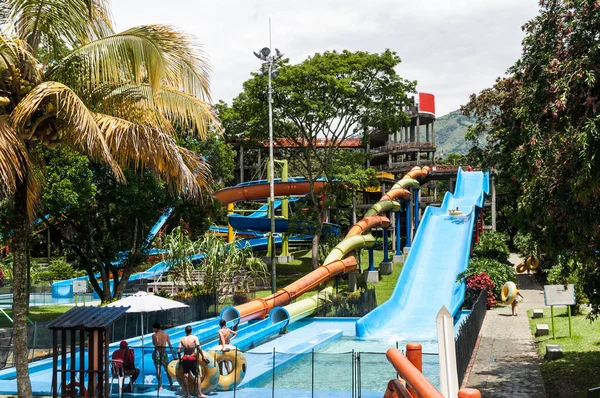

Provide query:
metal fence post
left=351, top=349, right=355, bottom=398
left=311, top=349, right=315, bottom=398
left=272, top=347, right=275, bottom=398
left=233, top=347, right=238, bottom=398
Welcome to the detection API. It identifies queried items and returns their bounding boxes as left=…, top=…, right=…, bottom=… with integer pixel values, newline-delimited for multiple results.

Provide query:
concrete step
left=532, top=309, right=544, bottom=319
left=545, top=344, right=563, bottom=360
left=535, top=323, right=549, bottom=337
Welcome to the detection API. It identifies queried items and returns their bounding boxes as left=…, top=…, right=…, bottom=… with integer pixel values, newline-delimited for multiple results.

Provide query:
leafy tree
left=462, top=0, right=600, bottom=316
left=0, top=2, right=215, bottom=392
left=38, top=258, right=85, bottom=281
left=222, top=50, right=414, bottom=268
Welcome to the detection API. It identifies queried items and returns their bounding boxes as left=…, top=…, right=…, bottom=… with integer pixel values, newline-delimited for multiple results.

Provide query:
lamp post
left=254, top=46, right=284, bottom=293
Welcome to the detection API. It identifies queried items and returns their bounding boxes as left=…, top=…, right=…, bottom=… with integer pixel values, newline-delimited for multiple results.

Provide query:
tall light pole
left=254, top=46, right=284, bottom=293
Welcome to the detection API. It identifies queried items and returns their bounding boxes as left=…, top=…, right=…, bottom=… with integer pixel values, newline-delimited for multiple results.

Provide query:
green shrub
left=38, top=259, right=85, bottom=281
left=472, top=230, right=510, bottom=263
left=458, top=257, right=516, bottom=300
left=154, top=290, right=172, bottom=299
left=513, top=231, right=540, bottom=258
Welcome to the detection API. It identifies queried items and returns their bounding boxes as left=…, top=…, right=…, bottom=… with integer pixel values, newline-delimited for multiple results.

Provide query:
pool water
left=248, top=326, right=440, bottom=393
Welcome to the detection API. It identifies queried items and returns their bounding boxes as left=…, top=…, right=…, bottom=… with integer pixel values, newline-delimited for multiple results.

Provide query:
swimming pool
left=239, top=318, right=440, bottom=396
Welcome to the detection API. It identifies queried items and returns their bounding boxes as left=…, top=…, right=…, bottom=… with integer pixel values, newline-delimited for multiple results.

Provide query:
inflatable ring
left=516, top=263, right=528, bottom=274
left=501, top=281, right=518, bottom=304
left=64, top=382, right=87, bottom=397
left=214, top=345, right=246, bottom=391
left=526, top=256, right=539, bottom=270
left=168, top=351, right=220, bottom=394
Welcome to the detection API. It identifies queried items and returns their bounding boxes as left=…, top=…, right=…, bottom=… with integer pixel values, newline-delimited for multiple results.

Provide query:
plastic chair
left=110, top=360, right=133, bottom=397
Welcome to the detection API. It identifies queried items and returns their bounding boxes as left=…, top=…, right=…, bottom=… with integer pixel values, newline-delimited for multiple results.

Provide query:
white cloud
left=111, top=0, right=539, bottom=116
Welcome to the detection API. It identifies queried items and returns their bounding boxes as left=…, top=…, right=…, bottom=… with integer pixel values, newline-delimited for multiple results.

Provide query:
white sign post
left=436, top=306, right=458, bottom=398
left=543, top=284, right=576, bottom=339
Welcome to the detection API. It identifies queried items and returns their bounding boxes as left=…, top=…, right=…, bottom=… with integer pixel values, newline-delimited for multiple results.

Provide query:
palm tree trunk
left=12, top=181, right=33, bottom=397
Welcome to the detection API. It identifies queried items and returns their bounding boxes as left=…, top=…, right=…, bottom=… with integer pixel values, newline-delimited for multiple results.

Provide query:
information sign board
left=544, top=284, right=576, bottom=306
left=72, top=280, right=87, bottom=294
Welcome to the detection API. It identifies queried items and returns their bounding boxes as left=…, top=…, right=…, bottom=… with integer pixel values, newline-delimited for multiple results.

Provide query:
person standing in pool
left=151, top=322, right=176, bottom=391
left=178, top=325, right=208, bottom=398
left=217, top=319, right=238, bottom=374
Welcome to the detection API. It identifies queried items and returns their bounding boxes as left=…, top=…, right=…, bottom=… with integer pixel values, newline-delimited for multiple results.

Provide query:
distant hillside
left=434, top=110, right=475, bottom=155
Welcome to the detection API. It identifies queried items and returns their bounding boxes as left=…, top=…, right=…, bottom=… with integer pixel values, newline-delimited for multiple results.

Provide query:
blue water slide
left=144, top=206, right=174, bottom=243
left=355, top=168, right=489, bottom=339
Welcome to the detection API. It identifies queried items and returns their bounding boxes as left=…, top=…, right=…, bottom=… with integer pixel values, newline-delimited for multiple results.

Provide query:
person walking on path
left=151, top=322, right=176, bottom=391
left=464, top=255, right=547, bottom=397
left=512, top=291, right=524, bottom=316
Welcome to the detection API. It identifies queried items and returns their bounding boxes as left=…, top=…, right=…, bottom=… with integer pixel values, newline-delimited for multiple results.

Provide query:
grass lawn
left=0, top=305, right=73, bottom=328
left=528, top=307, right=600, bottom=397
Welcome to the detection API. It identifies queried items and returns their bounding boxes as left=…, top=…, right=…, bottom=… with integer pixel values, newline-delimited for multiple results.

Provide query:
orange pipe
left=345, top=216, right=390, bottom=238
left=386, top=348, right=444, bottom=398
left=384, top=379, right=413, bottom=398
left=406, top=343, right=423, bottom=372
left=381, top=188, right=411, bottom=201
left=214, top=181, right=326, bottom=205
left=236, top=257, right=357, bottom=322
left=458, top=389, right=481, bottom=398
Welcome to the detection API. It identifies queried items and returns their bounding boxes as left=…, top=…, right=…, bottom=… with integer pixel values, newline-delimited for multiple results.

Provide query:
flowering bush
left=466, top=272, right=497, bottom=308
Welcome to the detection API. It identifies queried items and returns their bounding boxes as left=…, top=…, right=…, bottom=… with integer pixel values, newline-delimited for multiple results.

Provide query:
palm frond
left=95, top=113, right=212, bottom=199
left=9, top=81, right=123, bottom=181
left=0, top=115, right=29, bottom=197
left=6, top=0, right=113, bottom=54
left=0, top=32, right=41, bottom=83
left=92, top=83, right=218, bottom=137
left=49, top=25, right=211, bottom=98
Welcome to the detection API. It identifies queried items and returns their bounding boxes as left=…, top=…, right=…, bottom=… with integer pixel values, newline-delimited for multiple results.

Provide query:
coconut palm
left=0, top=1, right=217, bottom=394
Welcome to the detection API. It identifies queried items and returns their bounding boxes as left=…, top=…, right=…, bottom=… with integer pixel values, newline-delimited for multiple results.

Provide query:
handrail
left=386, top=348, right=444, bottom=398
left=383, top=379, right=413, bottom=398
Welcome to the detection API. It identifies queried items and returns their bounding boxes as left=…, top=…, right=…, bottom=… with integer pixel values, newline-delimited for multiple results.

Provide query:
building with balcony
left=367, top=93, right=436, bottom=177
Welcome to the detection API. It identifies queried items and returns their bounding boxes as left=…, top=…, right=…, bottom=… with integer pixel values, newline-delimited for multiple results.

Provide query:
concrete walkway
left=463, top=254, right=547, bottom=397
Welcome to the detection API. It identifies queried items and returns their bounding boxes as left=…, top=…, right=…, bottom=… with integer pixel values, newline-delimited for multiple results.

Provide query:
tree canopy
left=220, top=49, right=414, bottom=268
left=462, top=0, right=600, bottom=315
left=0, top=1, right=217, bottom=393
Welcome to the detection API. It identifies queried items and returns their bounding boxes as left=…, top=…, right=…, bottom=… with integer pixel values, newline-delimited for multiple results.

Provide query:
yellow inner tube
left=167, top=351, right=220, bottom=394
left=526, top=256, right=539, bottom=270
left=215, top=345, right=247, bottom=391
left=516, top=263, right=528, bottom=274
left=501, top=281, right=518, bottom=304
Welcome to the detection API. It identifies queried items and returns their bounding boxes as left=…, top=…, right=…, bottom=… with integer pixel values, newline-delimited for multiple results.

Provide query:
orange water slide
left=214, top=181, right=326, bottom=204
left=226, top=166, right=432, bottom=324
left=228, top=257, right=357, bottom=324
left=345, top=215, right=390, bottom=238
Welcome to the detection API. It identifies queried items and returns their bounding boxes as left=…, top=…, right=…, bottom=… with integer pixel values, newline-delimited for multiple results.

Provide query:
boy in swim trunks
left=178, top=325, right=208, bottom=398
left=151, top=322, right=176, bottom=390
left=217, top=319, right=238, bottom=374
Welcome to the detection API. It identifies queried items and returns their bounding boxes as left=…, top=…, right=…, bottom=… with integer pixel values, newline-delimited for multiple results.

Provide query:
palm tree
left=1, top=1, right=217, bottom=394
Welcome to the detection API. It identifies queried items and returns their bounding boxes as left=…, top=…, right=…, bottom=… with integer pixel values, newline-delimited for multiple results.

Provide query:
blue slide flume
left=356, top=168, right=489, bottom=339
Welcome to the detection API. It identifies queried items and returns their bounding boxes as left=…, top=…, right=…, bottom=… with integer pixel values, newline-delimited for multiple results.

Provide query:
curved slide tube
left=223, top=166, right=431, bottom=325
left=221, top=257, right=358, bottom=325
left=215, top=180, right=326, bottom=205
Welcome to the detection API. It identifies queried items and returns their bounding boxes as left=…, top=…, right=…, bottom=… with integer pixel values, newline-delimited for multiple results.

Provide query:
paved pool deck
left=463, top=253, right=547, bottom=397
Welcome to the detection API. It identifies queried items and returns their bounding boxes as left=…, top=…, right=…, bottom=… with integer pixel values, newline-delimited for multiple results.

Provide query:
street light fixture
left=254, top=45, right=284, bottom=293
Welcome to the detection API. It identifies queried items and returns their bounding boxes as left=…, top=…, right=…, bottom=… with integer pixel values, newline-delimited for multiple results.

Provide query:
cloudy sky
left=111, top=1, right=539, bottom=117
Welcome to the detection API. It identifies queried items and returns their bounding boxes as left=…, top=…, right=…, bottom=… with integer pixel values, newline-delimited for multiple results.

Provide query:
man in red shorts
left=178, top=325, right=208, bottom=398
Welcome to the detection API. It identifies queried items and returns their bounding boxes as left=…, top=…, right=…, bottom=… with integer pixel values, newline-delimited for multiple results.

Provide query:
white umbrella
left=106, top=291, right=189, bottom=384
